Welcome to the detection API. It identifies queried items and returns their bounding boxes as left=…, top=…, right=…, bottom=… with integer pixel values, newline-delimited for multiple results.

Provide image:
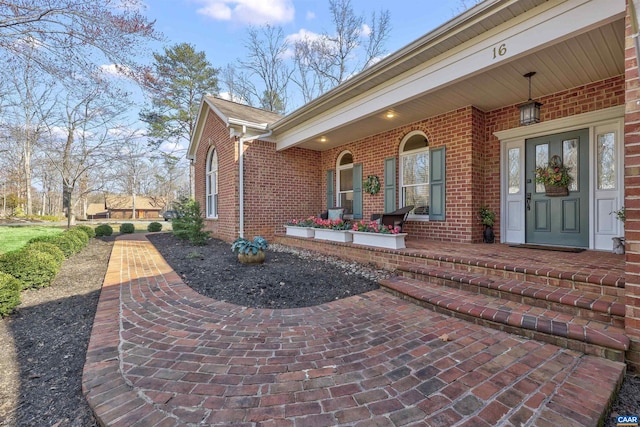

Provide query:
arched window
left=336, top=151, right=353, bottom=214
left=400, top=132, right=429, bottom=216
left=206, top=148, right=218, bottom=218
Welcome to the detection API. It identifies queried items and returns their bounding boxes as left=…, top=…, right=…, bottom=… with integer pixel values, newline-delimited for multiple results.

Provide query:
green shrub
left=172, top=198, right=210, bottom=245
left=0, top=248, right=60, bottom=289
left=147, top=222, right=163, bottom=232
left=0, top=272, right=21, bottom=317
left=59, top=233, right=85, bottom=256
left=26, top=241, right=65, bottom=267
left=120, top=223, right=135, bottom=234
left=73, top=225, right=96, bottom=239
left=95, top=224, right=113, bottom=237
left=65, top=228, right=89, bottom=246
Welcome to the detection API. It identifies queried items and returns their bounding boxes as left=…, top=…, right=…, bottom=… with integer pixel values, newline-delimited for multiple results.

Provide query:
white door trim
left=495, top=106, right=624, bottom=248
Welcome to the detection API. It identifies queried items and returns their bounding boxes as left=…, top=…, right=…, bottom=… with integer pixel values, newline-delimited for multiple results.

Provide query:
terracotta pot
left=238, top=250, right=266, bottom=264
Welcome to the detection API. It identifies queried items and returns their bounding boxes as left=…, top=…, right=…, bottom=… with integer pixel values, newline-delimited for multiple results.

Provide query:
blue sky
left=143, top=0, right=465, bottom=85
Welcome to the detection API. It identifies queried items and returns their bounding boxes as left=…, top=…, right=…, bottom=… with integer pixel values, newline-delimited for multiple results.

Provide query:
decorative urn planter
left=238, top=250, right=266, bottom=264
left=285, top=226, right=315, bottom=238
left=349, top=231, right=407, bottom=249
left=313, top=228, right=353, bottom=243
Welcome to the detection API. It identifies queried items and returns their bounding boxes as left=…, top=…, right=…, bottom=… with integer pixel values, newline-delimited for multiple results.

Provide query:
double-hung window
left=336, top=151, right=353, bottom=214
left=400, top=133, right=429, bottom=217
left=206, top=148, right=218, bottom=218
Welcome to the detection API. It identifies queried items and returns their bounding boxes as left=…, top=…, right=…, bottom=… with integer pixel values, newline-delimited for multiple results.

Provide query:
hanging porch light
left=519, top=71, right=542, bottom=126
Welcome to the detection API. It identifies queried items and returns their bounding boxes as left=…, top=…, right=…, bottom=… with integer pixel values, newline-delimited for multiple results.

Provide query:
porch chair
left=318, top=208, right=345, bottom=220
left=370, top=205, right=414, bottom=232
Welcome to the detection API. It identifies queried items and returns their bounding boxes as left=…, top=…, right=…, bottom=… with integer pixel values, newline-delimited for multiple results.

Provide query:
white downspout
left=238, top=127, right=272, bottom=239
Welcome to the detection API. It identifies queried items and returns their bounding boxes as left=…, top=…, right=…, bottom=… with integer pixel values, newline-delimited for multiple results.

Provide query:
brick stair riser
left=402, top=261, right=624, bottom=299
left=383, top=287, right=625, bottom=362
left=398, top=269, right=624, bottom=328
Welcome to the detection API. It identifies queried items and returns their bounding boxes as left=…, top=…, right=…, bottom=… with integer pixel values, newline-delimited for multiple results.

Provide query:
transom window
left=400, top=132, right=429, bottom=216
left=206, top=148, right=218, bottom=218
left=336, top=151, right=353, bottom=214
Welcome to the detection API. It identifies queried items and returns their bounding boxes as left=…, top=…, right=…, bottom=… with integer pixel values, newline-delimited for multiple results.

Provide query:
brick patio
left=83, top=234, right=625, bottom=426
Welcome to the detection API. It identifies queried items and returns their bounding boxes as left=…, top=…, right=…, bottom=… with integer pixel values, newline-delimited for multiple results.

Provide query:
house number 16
left=493, top=43, right=507, bottom=59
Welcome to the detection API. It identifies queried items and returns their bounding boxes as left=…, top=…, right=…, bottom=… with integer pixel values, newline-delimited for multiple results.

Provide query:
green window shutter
left=429, top=147, right=446, bottom=221
left=353, top=163, right=363, bottom=219
left=326, top=170, right=335, bottom=208
left=384, top=157, right=396, bottom=213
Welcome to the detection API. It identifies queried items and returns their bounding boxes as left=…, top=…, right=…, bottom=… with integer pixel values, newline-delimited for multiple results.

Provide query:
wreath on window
left=363, top=175, right=381, bottom=195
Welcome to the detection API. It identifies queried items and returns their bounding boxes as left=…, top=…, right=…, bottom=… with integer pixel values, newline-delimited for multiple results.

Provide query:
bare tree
left=292, top=0, right=390, bottom=102
left=0, top=0, right=160, bottom=85
left=0, top=47, right=56, bottom=215
left=220, top=64, right=254, bottom=106
left=240, top=25, right=292, bottom=114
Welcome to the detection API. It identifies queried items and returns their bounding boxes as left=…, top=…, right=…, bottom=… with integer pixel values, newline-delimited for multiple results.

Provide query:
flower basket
left=350, top=231, right=407, bottom=249
left=544, top=184, right=568, bottom=197
left=535, top=155, right=572, bottom=197
left=285, top=226, right=315, bottom=238
left=314, top=228, right=353, bottom=243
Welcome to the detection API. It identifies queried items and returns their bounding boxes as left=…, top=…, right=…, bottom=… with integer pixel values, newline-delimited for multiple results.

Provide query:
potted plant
left=479, top=206, right=495, bottom=243
left=349, top=220, right=407, bottom=249
left=284, top=217, right=315, bottom=238
left=611, top=206, right=625, bottom=254
left=231, top=236, right=268, bottom=264
left=534, top=155, right=572, bottom=197
left=312, top=218, right=353, bottom=242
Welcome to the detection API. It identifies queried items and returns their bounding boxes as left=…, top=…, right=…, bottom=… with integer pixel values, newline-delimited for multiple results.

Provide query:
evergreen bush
left=120, top=223, right=135, bottom=234
left=0, top=272, right=21, bottom=317
left=0, top=248, right=60, bottom=289
left=26, top=241, right=65, bottom=267
left=65, top=228, right=89, bottom=246
left=171, top=198, right=210, bottom=245
left=95, top=224, right=113, bottom=237
left=43, top=233, right=81, bottom=257
left=147, top=221, right=163, bottom=232
left=73, top=225, right=96, bottom=238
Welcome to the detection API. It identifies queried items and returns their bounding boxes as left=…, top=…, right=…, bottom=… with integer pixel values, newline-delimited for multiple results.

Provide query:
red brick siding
left=242, top=140, right=322, bottom=239
left=625, top=0, right=640, bottom=370
left=193, top=111, right=239, bottom=242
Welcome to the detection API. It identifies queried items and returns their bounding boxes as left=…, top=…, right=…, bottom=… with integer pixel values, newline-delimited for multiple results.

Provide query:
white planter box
left=313, top=228, right=353, bottom=243
left=285, top=226, right=315, bottom=238
left=350, top=231, right=407, bottom=249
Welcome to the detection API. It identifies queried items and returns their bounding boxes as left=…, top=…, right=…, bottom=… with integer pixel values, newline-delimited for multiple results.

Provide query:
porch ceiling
left=293, top=18, right=624, bottom=152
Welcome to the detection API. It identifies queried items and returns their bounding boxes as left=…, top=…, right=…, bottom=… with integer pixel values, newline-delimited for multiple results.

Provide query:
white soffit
left=275, top=0, right=625, bottom=152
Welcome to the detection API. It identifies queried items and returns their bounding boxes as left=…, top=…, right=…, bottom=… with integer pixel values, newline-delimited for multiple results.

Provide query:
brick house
left=104, top=195, right=162, bottom=220
left=189, top=0, right=640, bottom=365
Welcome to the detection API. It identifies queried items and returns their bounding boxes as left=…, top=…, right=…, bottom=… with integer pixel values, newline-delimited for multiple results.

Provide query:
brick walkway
left=83, top=234, right=625, bottom=426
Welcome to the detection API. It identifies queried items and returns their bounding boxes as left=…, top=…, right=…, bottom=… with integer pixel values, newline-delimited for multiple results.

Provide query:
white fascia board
left=275, top=0, right=625, bottom=151
left=187, top=98, right=209, bottom=161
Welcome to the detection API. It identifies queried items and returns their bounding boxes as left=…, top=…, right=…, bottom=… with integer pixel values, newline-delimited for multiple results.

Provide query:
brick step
left=396, top=263, right=625, bottom=328
left=379, top=276, right=630, bottom=362
left=397, top=256, right=625, bottom=300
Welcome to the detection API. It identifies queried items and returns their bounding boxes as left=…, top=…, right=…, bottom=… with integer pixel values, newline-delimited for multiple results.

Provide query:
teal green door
left=525, top=129, right=589, bottom=247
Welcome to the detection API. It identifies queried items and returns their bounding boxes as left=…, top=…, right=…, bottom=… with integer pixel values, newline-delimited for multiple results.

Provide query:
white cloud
left=195, top=0, right=294, bottom=25
left=361, top=23, right=371, bottom=37
left=99, top=64, right=132, bottom=79
left=306, top=11, right=315, bottom=20
left=285, top=28, right=322, bottom=44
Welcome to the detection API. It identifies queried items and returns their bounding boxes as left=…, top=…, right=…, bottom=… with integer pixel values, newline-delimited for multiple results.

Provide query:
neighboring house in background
left=104, top=195, right=162, bottom=219
left=86, top=203, right=109, bottom=220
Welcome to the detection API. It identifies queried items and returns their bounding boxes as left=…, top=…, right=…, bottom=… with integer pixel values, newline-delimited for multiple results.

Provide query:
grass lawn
left=0, top=226, right=63, bottom=254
